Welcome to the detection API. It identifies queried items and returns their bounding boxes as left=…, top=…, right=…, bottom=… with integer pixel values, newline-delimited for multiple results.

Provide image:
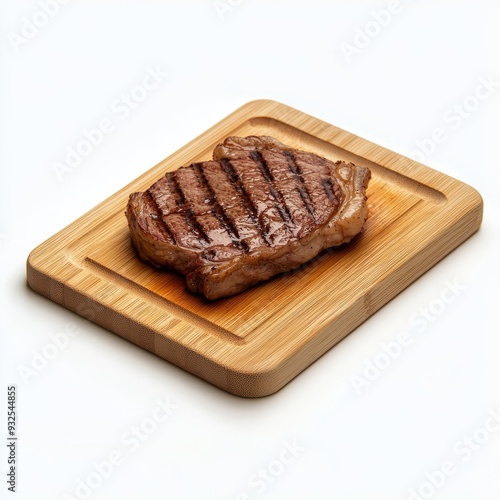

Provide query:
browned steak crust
left=127, top=136, right=371, bottom=299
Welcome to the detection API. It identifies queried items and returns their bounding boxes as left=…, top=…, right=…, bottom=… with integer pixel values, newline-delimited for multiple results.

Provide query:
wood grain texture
left=26, top=100, right=483, bottom=397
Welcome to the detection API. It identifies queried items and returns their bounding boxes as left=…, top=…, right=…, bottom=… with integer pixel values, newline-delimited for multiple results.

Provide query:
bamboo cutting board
left=27, top=100, right=483, bottom=397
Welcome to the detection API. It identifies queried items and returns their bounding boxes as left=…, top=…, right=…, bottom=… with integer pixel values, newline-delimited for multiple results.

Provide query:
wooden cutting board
left=27, top=100, right=483, bottom=397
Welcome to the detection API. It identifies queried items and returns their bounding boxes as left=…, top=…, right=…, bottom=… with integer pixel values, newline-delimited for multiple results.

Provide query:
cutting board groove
left=27, top=100, right=483, bottom=397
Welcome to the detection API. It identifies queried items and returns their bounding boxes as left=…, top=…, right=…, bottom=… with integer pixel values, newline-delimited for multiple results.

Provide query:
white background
left=1, top=1, right=499, bottom=499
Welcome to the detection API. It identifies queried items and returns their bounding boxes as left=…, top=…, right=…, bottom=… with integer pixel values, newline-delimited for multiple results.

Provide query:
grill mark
left=250, top=150, right=293, bottom=225
left=297, top=188, right=316, bottom=221
left=322, top=178, right=338, bottom=204
left=284, top=150, right=300, bottom=175
left=283, top=151, right=317, bottom=223
left=250, top=150, right=274, bottom=182
left=166, top=171, right=211, bottom=244
left=192, top=163, right=248, bottom=252
left=219, top=158, right=271, bottom=246
left=146, top=189, right=176, bottom=244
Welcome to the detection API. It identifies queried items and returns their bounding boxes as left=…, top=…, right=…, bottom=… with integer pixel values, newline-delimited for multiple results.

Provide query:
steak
left=126, top=136, right=371, bottom=299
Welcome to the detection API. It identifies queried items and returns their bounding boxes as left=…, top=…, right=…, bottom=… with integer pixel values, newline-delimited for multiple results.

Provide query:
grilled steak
left=127, top=136, right=371, bottom=299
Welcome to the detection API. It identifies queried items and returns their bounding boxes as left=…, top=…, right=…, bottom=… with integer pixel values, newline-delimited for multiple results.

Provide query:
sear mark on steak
left=127, top=136, right=371, bottom=300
